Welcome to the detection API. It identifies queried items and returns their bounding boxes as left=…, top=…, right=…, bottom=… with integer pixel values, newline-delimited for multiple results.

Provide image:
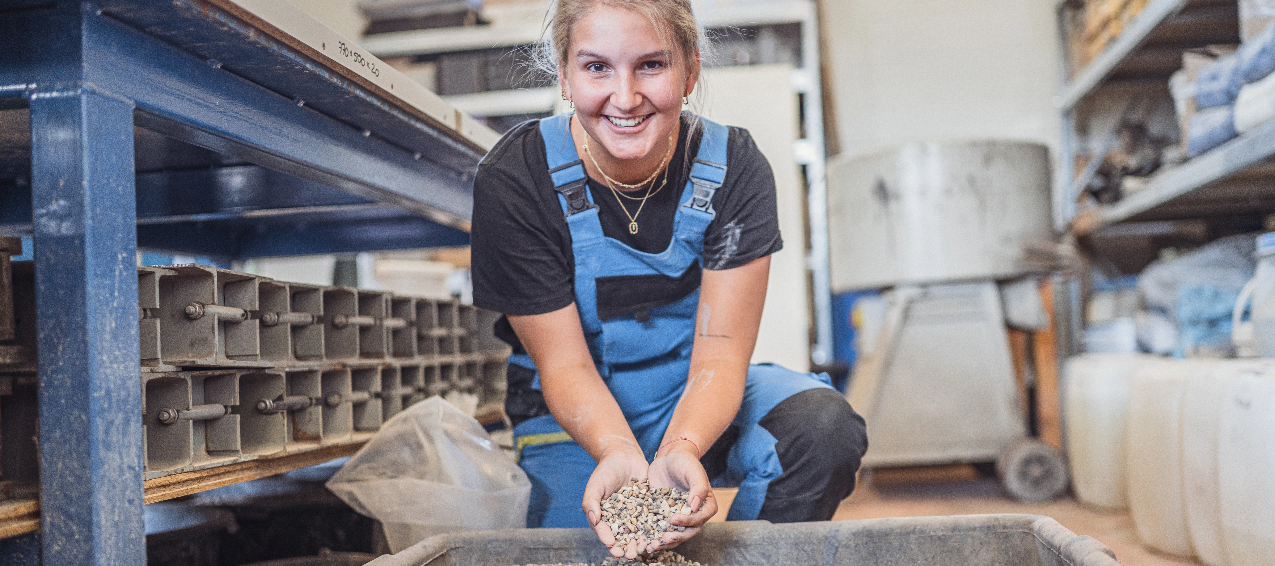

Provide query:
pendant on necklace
left=629, top=221, right=639, bottom=234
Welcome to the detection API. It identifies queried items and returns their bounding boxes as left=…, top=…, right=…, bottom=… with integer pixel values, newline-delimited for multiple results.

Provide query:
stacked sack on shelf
left=1182, top=48, right=1241, bottom=157
left=1234, top=20, right=1275, bottom=134
left=1064, top=355, right=1275, bottom=566
left=1179, top=13, right=1275, bottom=156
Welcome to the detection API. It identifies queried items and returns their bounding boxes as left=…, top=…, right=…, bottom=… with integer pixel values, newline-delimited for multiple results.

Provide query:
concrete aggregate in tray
left=517, top=550, right=704, bottom=566
left=601, top=479, right=690, bottom=546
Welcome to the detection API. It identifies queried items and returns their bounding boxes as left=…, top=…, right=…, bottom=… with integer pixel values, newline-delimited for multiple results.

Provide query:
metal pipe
left=324, top=390, right=373, bottom=406
left=382, top=317, right=410, bottom=329
left=255, top=395, right=315, bottom=414
left=157, top=403, right=230, bottom=425
left=260, top=311, right=316, bottom=326
left=185, top=302, right=249, bottom=322
left=795, top=3, right=833, bottom=366
left=330, top=314, right=376, bottom=328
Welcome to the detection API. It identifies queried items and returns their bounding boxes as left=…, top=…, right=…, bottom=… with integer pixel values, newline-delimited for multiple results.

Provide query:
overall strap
left=539, top=114, right=595, bottom=216
left=683, top=118, right=730, bottom=216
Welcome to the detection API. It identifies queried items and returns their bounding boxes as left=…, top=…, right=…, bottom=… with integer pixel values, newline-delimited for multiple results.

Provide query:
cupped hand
left=644, top=442, right=717, bottom=553
left=583, top=446, right=650, bottom=560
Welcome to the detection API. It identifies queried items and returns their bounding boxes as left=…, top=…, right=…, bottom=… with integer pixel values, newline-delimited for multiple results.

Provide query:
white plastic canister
left=1232, top=232, right=1275, bottom=357
left=1063, top=354, right=1148, bottom=509
left=1217, top=367, right=1275, bottom=566
left=1181, top=360, right=1268, bottom=566
left=1127, top=358, right=1201, bottom=558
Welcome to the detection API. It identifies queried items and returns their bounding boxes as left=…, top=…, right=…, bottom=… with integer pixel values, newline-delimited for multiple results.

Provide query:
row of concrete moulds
left=141, top=355, right=508, bottom=478
left=138, top=264, right=494, bottom=368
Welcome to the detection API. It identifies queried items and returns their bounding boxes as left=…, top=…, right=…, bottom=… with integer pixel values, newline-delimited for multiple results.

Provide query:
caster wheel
left=996, top=439, right=1068, bottom=503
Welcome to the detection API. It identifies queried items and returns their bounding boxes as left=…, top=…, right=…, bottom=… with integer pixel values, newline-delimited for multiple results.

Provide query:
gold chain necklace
left=607, top=171, right=667, bottom=234
left=581, top=125, right=677, bottom=235
left=583, top=125, right=676, bottom=192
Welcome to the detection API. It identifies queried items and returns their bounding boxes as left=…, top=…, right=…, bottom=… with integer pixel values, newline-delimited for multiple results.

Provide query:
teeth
left=607, top=115, right=645, bottom=128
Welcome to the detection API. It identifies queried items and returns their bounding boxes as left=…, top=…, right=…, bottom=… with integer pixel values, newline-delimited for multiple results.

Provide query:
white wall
left=821, top=0, right=1063, bottom=158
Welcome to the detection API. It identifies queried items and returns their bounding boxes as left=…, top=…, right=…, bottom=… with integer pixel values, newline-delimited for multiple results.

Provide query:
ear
left=684, top=51, right=701, bottom=97
left=558, top=66, right=571, bottom=100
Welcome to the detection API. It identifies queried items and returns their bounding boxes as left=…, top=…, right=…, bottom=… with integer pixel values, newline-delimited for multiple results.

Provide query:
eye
left=586, top=62, right=608, bottom=73
left=641, top=60, right=665, bottom=71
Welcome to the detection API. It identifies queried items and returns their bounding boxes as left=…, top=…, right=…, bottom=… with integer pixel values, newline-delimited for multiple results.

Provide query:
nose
left=611, top=71, right=642, bottom=112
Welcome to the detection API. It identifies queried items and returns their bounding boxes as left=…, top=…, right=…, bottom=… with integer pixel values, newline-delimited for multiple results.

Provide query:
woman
left=470, top=0, right=867, bottom=559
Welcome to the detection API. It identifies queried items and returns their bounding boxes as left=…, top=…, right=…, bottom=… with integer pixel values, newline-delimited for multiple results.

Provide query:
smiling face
left=559, top=3, right=699, bottom=177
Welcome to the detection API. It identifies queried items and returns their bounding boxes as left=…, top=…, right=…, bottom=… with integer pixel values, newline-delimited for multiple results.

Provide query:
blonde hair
left=543, top=0, right=701, bottom=73
left=534, top=0, right=709, bottom=159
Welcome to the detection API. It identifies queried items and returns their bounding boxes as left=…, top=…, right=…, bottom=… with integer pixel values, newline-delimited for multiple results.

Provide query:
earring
left=683, top=96, right=689, bottom=105
left=569, top=100, right=575, bottom=110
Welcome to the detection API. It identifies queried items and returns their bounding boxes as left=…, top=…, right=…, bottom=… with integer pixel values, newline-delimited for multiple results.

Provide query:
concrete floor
left=709, top=465, right=1200, bottom=566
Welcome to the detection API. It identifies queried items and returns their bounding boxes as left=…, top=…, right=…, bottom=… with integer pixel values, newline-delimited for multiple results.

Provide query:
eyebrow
left=576, top=49, right=670, bottom=61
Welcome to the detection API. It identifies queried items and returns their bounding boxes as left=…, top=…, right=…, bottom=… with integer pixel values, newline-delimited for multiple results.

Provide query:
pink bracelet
left=657, top=436, right=701, bottom=458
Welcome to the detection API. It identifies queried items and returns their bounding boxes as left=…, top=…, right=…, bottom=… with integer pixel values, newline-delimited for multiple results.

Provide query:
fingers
left=672, top=490, right=717, bottom=528
left=658, top=525, right=700, bottom=549
left=592, top=515, right=617, bottom=549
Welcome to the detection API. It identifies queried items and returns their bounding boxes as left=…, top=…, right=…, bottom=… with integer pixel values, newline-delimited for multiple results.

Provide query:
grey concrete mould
left=136, top=264, right=501, bottom=368
left=369, top=515, right=1122, bottom=566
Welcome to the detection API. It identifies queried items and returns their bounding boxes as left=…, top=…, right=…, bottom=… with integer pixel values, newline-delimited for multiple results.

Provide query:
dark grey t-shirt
left=470, top=114, right=783, bottom=316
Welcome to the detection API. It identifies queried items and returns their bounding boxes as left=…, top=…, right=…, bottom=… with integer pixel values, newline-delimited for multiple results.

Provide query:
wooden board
left=215, top=0, right=500, bottom=151
left=0, top=499, right=39, bottom=540
left=143, top=443, right=364, bottom=504
left=1, top=443, right=369, bottom=540
left=1032, top=280, right=1064, bottom=450
left=1007, top=328, right=1034, bottom=426
left=699, top=64, right=812, bottom=372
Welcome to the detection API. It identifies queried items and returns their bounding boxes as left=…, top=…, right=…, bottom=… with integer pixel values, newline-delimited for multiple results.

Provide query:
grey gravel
left=600, top=479, right=691, bottom=547
left=517, top=550, right=704, bottom=565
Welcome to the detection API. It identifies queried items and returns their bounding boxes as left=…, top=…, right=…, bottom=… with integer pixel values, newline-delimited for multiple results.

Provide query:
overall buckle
left=555, top=179, right=595, bottom=216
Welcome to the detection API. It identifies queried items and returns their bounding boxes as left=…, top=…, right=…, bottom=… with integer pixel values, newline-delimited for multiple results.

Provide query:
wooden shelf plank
left=143, top=443, right=364, bottom=504
left=0, top=499, right=40, bottom=541
left=0, top=443, right=365, bottom=541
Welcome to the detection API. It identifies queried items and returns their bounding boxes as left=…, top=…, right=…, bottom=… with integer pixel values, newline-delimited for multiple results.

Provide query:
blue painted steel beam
left=92, top=8, right=476, bottom=227
left=30, top=83, right=145, bottom=566
left=105, top=0, right=484, bottom=173
left=0, top=8, right=478, bottom=228
left=133, top=165, right=373, bottom=217
left=136, top=213, right=469, bottom=258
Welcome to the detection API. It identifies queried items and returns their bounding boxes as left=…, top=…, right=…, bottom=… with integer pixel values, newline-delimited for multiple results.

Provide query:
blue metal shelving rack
left=0, top=1, right=491, bottom=562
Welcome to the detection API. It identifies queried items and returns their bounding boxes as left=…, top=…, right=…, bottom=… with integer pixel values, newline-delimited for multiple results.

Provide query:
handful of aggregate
left=517, top=550, right=704, bottom=566
left=602, top=479, right=691, bottom=546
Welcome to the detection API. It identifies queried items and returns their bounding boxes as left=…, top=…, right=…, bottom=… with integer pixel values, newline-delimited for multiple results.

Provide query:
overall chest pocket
left=595, top=261, right=702, bottom=366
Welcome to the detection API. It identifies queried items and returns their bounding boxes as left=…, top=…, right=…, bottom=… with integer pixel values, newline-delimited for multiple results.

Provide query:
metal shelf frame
left=1057, top=0, right=1189, bottom=111
left=1054, top=0, right=1243, bottom=231
left=0, top=0, right=494, bottom=563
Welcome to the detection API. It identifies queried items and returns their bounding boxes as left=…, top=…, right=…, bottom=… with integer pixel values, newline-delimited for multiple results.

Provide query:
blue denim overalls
left=511, top=113, right=835, bottom=527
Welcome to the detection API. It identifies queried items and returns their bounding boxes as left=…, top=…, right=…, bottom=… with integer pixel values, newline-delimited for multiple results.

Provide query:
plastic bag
left=1138, top=234, right=1256, bottom=319
left=326, top=396, right=530, bottom=553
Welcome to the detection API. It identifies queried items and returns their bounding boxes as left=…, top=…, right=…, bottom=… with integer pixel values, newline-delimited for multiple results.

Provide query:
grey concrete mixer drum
left=826, top=141, right=1053, bottom=292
